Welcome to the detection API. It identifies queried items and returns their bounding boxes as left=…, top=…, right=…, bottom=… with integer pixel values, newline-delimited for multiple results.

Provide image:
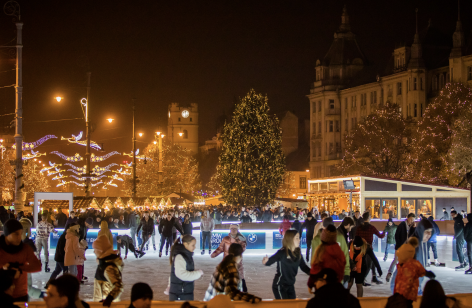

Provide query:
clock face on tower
left=181, top=110, right=189, bottom=118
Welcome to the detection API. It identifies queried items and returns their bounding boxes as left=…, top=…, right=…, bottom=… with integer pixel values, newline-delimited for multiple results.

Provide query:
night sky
left=0, top=0, right=470, bottom=194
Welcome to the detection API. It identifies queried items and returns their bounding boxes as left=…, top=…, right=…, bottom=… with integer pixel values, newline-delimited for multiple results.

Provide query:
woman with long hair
left=204, top=243, right=260, bottom=303
left=419, top=280, right=462, bottom=308
left=262, top=230, right=310, bottom=299
left=182, top=214, right=193, bottom=235
left=98, top=220, right=113, bottom=245
left=168, top=235, right=203, bottom=301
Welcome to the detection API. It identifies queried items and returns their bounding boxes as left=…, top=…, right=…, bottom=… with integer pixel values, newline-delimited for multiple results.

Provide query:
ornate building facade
left=308, top=5, right=472, bottom=179
left=168, top=102, right=199, bottom=154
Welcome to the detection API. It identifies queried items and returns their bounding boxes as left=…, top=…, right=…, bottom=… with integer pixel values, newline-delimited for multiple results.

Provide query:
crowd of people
left=0, top=203, right=471, bottom=308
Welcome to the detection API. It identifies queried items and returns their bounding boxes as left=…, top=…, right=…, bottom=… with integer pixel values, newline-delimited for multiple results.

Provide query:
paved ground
left=31, top=251, right=472, bottom=302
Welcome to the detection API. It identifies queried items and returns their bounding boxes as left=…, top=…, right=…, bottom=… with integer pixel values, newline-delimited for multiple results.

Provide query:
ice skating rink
left=31, top=251, right=472, bottom=301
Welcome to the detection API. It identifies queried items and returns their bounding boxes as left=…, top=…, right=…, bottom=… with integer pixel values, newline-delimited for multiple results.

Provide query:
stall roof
left=40, top=196, right=153, bottom=209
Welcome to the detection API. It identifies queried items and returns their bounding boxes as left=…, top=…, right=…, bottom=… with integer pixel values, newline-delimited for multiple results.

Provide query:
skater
left=35, top=213, right=58, bottom=273
left=129, top=283, right=153, bottom=308
left=451, top=211, right=468, bottom=270
left=64, top=211, right=78, bottom=230
left=201, top=210, right=215, bottom=255
left=0, top=219, right=41, bottom=302
left=301, top=212, right=317, bottom=262
left=393, top=237, right=436, bottom=305
left=347, top=236, right=382, bottom=297
left=92, top=234, right=124, bottom=305
left=129, top=210, right=138, bottom=247
left=204, top=243, right=261, bottom=303
left=383, top=218, right=397, bottom=262
left=308, top=224, right=346, bottom=287
left=137, top=211, right=154, bottom=252
left=117, top=235, right=143, bottom=259
left=278, top=215, right=291, bottom=235
left=64, top=223, right=85, bottom=278
left=211, top=223, right=248, bottom=292
left=306, top=268, right=361, bottom=308
left=45, top=224, right=70, bottom=288
left=158, top=212, right=184, bottom=258
left=439, top=208, right=450, bottom=221
left=98, top=220, right=113, bottom=245
left=463, top=213, right=472, bottom=274
left=169, top=235, right=203, bottom=301
left=262, top=230, right=310, bottom=299
left=355, top=212, right=385, bottom=285
left=148, top=212, right=157, bottom=251
left=182, top=214, right=193, bottom=235
left=426, top=216, right=441, bottom=267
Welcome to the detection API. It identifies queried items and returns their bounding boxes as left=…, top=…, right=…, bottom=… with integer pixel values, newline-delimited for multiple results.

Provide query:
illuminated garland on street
left=56, top=180, right=69, bottom=187
left=47, top=167, right=66, bottom=176
left=103, top=180, right=118, bottom=187
left=40, top=162, right=62, bottom=173
left=71, top=175, right=106, bottom=181
left=67, top=169, right=85, bottom=175
left=112, top=167, right=131, bottom=176
left=91, top=163, right=118, bottom=176
left=91, top=151, right=120, bottom=162
left=61, top=132, right=102, bottom=150
left=123, top=149, right=152, bottom=161
left=52, top=173, right=68, bottom=181
left=108, top=174, right=124, bottom=181
left=51, top=151, right=83, bottom=162
left=23, top=150, right=46, bottom=160
left=65, top=163, right=86, bottom=173
left=12, top=135, right=57, bottom=150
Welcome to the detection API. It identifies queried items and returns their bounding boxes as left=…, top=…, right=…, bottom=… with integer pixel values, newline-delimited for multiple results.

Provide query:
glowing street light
left=161, top=134, right=165, bottom=138
left=107, top=118, right=114, bottom=123
left=55, top=96, right=63, bottom=103
left=178, top=132, right=183, bottom=137
left=156, top=131, right=161, bottom=136
left=153, top=141, right=157, bottom=145
left=138, top=133, right=143, bottom=137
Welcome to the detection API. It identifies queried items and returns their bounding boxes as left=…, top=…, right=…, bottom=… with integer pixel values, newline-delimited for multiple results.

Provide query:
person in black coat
left=117, top=235, right=142, bottom=259
left=182, top=214, right=193, bottom=235
left=158, top=212, right=184, bottom=257
left=395, top=213, right=416, bottom=250
left=261, top=205, right=273, bottom=222
left=137, top=211, right=155, bottom=252
left=451, top=211, right=468, bottom=270
left=301, top=212, right=317, bottom=261
left=307, top=268, right=361, bottom=308
left=45, top=224, right=70, bottom=288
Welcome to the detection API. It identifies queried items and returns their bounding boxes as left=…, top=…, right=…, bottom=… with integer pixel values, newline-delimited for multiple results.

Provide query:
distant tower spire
left=415, top=8, right=418, bottom=34
left=408, top=8, right=424, bottom=69
left=338, top=4, right=351, bottom=32
left=451, top=0, right=465, bottom=57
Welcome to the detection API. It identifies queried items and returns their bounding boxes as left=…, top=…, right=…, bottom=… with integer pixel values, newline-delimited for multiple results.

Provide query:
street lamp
left=138, top=133, right=143, bottom=137
left=55, top=96, right=64, bottom=103
left=107, top=118, right=114, bottom=123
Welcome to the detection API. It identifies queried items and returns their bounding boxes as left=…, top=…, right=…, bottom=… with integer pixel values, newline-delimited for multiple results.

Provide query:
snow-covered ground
left=31, top=251, right=471, bottom=301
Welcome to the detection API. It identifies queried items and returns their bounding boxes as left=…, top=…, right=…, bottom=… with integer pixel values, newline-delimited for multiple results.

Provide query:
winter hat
left=207, top=295, right=235, bottom=308
left=68, top=224, right=80, bottom=235
left=3, top=219, right=23, bottom=236
left=131, top=282, right=153, bottom=302
left=93, top=234, right=114, bottom=258
left=321, top=224, right=337, bottom=244
left=353, top=236, right=364, bottom=247
left=307, top=212, right=313, bottom=218
left=85, top=217, right=93, bottom=225
left=322, top=217, right=334, bottom=228
left=396, top=237, right=419, bottom=264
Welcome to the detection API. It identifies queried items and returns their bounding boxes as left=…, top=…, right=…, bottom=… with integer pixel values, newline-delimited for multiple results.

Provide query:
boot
left=371, top=276, right=383, bottom=285
left=434, top=260, right=440, bottom=266
left=465, top=268, right=472, bottom=274
left=159, top=251, right=162, bottom=258
left=383, top=255, right=387, bottom=262
left=209, top=250, right=212, bottom=255
left=455, top=263, right=467, bottom=271
left=139, top=251, right=145, bottom=258
left=166, top=250, right=169, bottom=256
left=45, top=262, right=50, bottom=273
left=146, top=244, right=149, bottom=251
left=201, top=250, right=205, bottom=255
left=153, top=244, right=156, bottom=251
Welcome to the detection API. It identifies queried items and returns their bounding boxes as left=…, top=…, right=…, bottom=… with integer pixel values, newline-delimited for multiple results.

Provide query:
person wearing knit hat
left=93, top=234, right=124, bottom=306
left=0, top=219, right=41, bottom=302
left=394, top=237, right=436, bottom=303
left=308, top=224, right=346, bottom=288
left=129, top=282, right=153, bottom=308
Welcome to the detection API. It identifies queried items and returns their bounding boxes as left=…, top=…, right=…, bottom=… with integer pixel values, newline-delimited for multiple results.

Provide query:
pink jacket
left=64, top=231, right=84, bottom=266
left=211, top=234, right=247, bottom=279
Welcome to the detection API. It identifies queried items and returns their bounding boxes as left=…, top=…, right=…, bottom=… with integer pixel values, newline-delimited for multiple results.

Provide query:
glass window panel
left=320, top=183, right=327, bottom=190
left=401, top=199, right=416, bottom=218
left=365, top=199, right=381, bottom=219
left=329, top=182, right=338, bottom=190
left=382, top=199, right=398, bottom=220
left=417, top=199, right=432, bottom=218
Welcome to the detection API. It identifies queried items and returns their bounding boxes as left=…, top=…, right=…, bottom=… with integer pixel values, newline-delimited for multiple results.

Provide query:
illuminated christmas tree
left=340, top=102, right=414, bottom=179
left=412, top=83, right=472, bottom=185
left=276, top=171, right=298, bottom=198
left=217, top=89, right=285, bottom=206
left=448, top=103, right=472, bottom=186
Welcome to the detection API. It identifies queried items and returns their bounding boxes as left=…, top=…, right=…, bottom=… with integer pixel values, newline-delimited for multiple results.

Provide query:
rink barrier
left=17, top=293, right=472, bottom=308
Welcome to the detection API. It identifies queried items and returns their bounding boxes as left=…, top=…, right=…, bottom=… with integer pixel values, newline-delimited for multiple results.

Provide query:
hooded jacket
left=427, top=216, right=440, bottom=243
left=211, top=232, right=247, bottom=279
left=412, top=218, right=433, bottom=267
left=308, top=242, right=346, bottom=286
left=383, top=219, right=397, bottom=245
left=64, top=228, right=84, bottom=266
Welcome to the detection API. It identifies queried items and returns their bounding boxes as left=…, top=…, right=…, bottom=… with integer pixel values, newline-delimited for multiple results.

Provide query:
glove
left=101, top=295, right=114, bottom=307
left=425, top=271, right=436, bottom=279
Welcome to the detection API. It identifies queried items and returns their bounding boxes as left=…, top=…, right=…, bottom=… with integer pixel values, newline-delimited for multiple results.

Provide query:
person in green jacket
left=383, top=218, right=397, bottom=262
left=311, top=217, right=351, bottom=284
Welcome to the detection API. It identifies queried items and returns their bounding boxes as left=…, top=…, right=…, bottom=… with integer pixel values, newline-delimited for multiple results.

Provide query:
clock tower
left=167, top=102, right=199, bottom=154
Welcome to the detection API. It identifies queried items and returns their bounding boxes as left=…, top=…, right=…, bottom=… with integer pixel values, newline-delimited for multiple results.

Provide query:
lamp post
left=84, top=72, right=91, bottom=197
left=154, top=131, right=165, bottom=195
left=132, top=99, right=137, bottom=198
left=4, top=1, right=24, bottom=211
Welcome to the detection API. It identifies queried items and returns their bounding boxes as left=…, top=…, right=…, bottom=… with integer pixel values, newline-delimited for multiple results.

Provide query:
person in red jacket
left=0, top=219, right=41, bottom=302
left=308, top=224, right=346, bottom=289
left=278, top=215, right=291, bottom=235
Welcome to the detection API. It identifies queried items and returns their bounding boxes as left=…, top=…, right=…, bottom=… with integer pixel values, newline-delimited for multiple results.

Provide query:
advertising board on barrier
left=32, top=229, right=118, bottom=250
left=200, top=231, right=266, bottom=250
left=273, top=231, right=307, bottom=249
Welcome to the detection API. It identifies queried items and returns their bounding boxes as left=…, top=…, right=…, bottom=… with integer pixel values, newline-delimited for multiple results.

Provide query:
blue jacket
left=427, top=216, right=440, bottom=243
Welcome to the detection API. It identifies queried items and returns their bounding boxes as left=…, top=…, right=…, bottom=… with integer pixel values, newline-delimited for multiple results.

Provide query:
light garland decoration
left=22, top=149, right=46, bottom=160
left=61, top=132, right=102, bottom=150
left=51, top=151, right=83, bottom=162
left=67, top=169, right=85, bottom=175
left=108, top=174, right=124, bottom=181
left=91, top=181, right=103, bottom=187
left=91, top=163, right=118, bottom=176
left=112, top=167, right=131, bottom=176
left=123, top=149, right=152, bottom=161
left=91, top=151, right=120, bottom=162
left=65, top=163, right=86, bottom=173
left=47, top=167, right=66, bottom=176
left=52, top=173, right=68, bottom=181
left=120, top=163, right=133, bottom=169
left=69, top=180, right=103, bottom=187
left=56, top=180, right=69, bottom=187
left=40, top=161, right=62, bottom=173
left=103, top=180, right=118, bottom=188
left=12, top=135, right=57, bottom=150
left=70, top=175, right=106, bottom=181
